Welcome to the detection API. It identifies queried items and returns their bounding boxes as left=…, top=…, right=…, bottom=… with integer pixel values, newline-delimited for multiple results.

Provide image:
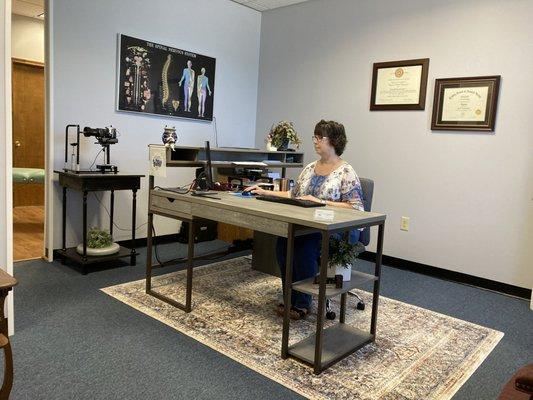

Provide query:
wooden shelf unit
left=159, top=145, right=304, bottom=169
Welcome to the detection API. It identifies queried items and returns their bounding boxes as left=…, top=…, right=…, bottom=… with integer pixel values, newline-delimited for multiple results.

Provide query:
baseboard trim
left=359, top=251, right=531, bottom=300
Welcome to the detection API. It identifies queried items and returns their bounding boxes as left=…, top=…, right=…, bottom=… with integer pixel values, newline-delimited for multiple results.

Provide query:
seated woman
left=246, top=120, right=364, bottom=319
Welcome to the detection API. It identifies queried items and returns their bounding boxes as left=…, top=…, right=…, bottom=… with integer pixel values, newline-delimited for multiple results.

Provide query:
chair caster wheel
left=326, top=311, right=336, bottom=320
left=356, top=302, right=365, bottom=311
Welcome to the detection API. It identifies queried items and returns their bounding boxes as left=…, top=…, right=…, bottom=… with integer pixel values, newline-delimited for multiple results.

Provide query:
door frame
left=45, top=0, right=54, bottom=262
left=1, top=0, right=14, bottom=335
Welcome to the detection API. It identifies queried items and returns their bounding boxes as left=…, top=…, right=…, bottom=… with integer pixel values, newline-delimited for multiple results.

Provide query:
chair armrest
left=515, top=365, right=533, bottom=395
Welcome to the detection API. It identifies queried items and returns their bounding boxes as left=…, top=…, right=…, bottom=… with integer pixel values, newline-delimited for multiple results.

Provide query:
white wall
left=256, top=0, right=533, bottom=289
left=12, top=14, right=44, bottom=63
left=51, top=0, right=261, bottom=248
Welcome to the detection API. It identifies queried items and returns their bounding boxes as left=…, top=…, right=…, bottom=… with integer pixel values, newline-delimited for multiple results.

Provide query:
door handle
left=14, top=140, right=21, bottom=147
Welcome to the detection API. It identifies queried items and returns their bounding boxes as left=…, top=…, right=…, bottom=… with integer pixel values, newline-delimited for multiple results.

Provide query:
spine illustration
left=162, top=54, right=172, bottom=107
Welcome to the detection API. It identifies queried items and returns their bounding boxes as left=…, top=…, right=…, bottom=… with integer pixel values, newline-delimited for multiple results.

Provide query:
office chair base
left=326, top=311, right=336, bottom=320
left=324, top=291, right=365, bottom=320
left=348, top=290, right=365, bottom=309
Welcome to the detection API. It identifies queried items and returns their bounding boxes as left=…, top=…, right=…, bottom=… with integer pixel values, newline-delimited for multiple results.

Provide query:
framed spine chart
left=117, top=34, right=216, bottom=121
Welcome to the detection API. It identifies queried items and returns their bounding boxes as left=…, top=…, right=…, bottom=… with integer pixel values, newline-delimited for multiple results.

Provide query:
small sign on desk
left=314, top=209, right=334, bottom=221
left=149, top=146, right=167, bottom=177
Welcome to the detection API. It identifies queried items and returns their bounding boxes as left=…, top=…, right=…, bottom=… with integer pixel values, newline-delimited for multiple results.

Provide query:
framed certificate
left=370, top=58, right=430, bottom=110
left=431, top=76, right=501, bottom=131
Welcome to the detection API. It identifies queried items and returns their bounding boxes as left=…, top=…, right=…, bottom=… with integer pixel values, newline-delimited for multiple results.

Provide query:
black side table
left=55, top=171, right=144, bottom=274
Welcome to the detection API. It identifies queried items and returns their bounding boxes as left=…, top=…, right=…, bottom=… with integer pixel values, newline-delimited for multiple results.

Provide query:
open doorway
left=11, top=0, right=45, bottom=261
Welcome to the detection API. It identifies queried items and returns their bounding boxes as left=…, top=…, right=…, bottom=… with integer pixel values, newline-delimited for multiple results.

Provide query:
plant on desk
left=266, top=121, right=301, bottom=151
left=327, top=236, right=360, bottom=281
left=76, top=228, right=120, bottom=256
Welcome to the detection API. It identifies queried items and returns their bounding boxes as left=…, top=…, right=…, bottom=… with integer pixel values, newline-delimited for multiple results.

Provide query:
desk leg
left=370, top=222, right=385, bottom=336
left=62, top=187, right=67, bottom=251
left=145, top=214, right=194, bottom=312
left=130, top=189, right=137, bottom=266
left=313, top=230, right=329, bottom=374
left=82, top=191, right=88, bottom=274
left=0, top=290, right=13, bottom=399
left=109, top=190, right=114, bottom=237
left=185, top=221, right=195, bottom=312
left=281, top=224, right=295, bottom=359
left=146, top=213, right=154, bottom=292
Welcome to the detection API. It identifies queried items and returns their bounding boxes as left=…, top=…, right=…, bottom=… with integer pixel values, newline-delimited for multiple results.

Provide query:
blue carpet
left=6, top=241, right=533, bottom=399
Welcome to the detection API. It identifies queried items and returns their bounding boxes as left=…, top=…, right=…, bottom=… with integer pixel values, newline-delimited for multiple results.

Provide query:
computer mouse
left=241, top=191, right=254, bottom=197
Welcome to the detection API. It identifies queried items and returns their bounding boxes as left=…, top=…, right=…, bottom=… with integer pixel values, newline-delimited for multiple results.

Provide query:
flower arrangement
left=87, top=228, right=113, bottom=249
left=266, top=121, right=301, bottom=150
left=329, top=237, right=360, bottom=268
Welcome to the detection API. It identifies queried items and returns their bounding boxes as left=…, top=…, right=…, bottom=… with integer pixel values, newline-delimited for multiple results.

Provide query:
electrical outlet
left=400, top=216, right=410, bottom=231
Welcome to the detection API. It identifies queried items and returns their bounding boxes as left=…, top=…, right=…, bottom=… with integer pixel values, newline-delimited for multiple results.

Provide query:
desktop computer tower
left=178, top=219, right=218, bottom=243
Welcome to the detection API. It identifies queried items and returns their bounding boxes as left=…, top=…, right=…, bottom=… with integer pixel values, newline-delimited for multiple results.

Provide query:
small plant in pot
left=76, top=228, right=120, bottom=256
left=327, top=237, right=360, bottom=281
left=265, top=121, right=301, bottom=151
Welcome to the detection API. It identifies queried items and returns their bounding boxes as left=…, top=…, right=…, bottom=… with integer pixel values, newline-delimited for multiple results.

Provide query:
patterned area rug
left=102, top=257, right=503, bottom=400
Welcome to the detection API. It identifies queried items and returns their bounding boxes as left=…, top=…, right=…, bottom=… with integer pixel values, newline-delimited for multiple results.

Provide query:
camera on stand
left=64, top=124, right=120, bottom=174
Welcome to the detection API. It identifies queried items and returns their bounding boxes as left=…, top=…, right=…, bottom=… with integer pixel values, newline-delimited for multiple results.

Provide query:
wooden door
left=12, top=58, right=45, bottom=207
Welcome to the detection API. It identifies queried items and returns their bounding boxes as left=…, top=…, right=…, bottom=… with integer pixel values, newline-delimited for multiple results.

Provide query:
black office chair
left=325, top=177, right=374, bottom=320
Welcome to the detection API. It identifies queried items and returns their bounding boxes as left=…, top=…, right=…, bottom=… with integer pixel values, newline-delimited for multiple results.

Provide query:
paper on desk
left=314, top=209, right=334, bottom=221
left=149, top=146, right=167, bottom=177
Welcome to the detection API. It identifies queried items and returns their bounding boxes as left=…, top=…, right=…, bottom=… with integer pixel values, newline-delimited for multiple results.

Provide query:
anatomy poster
left=117, top=34, right=216, bottom=121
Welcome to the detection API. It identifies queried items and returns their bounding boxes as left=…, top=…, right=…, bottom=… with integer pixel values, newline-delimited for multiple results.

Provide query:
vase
left=327, top=263, right=352, bottom=281
left=76, top=242, right=120, bottom=256
left=266, top=141, right=277, bottom=151
left=276, top=137, right=290, bottom=151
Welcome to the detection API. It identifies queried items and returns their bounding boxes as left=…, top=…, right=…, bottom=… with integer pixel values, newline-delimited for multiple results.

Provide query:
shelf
left=56, top=246, right=134, bottom=265
left=166, top=160, right=303, bottom=168
left=166, top=160, right=205, bottom=167
left=164, top=145, right=304, bottom=169
left=288, top=324, right=374, bottom=368
left=292, top=270, right=377, bottom=298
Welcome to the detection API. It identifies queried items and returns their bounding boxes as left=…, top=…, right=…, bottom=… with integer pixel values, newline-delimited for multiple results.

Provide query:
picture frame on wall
left=116, top=34, right=216, bottom=122
left=370, top=58, right=430, bottom=111
left=431, top=76, right=501, bottom=131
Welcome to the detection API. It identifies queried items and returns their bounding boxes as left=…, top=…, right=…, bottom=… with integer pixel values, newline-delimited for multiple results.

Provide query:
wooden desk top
left=151, top=190, right=386, bottom=232
left=0, top=269, right=17, bottom=290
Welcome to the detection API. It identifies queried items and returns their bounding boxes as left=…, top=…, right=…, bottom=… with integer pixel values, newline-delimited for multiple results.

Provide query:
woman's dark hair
left=314, top=120, right=347, bottom=156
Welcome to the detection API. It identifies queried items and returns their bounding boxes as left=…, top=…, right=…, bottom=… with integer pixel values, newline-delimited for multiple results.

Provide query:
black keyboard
left=255, top=196, right=325, bottom=208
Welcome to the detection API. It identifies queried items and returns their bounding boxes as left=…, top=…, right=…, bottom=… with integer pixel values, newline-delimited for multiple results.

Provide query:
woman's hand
left=297, top=194, right=324, bottom=204
left=243, top=185, right=270, bottom=196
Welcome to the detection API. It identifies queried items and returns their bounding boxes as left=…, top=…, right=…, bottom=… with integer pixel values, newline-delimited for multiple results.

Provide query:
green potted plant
left=76, top=227, right=119, bottom=256
left=327, top=237, right=361, bottom=281
left=265, top=121, right=301, bottom=151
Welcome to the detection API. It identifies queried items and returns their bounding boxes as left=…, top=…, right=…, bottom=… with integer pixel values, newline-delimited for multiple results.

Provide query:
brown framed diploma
left=370, top=58, right=430, bottom=111
left=431, top=76, right=501, bottom=131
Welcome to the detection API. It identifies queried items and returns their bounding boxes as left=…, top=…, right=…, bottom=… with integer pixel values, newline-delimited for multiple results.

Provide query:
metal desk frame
left=145, top=175, right=386, bottom=374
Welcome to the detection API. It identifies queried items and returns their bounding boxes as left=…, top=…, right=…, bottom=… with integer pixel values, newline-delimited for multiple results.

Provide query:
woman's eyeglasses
left=312, top=135, right=327, bottom=143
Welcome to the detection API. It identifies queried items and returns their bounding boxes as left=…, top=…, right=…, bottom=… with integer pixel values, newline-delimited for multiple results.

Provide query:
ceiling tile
left=231, top=0, right=312, bottom=11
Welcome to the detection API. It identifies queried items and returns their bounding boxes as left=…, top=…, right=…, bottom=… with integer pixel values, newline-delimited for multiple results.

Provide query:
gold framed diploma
left=370, top=58, right=429, bottom=110
left=431, top=76, right=501, bottom=131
